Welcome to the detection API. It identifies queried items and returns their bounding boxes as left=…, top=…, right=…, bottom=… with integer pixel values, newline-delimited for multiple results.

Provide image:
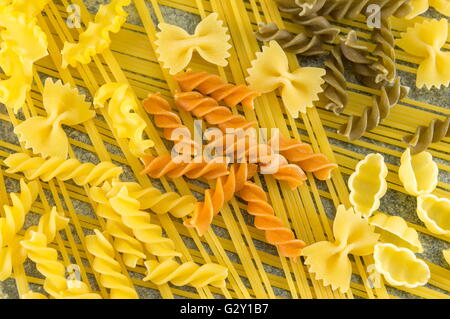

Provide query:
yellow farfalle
left=155, top=13, right=231, bottom=75
left=14, top=78, right=95, bottom=159
left=8, top=0, right=50, bottom=17
left=406, top=0, right=450, bottom=18
left=369, top=212, right=423, bottom=253
left=5, top=152, right=123, bottom=187
left=374, top=243, right=430, bottom=288
left=143, top=258, right=228, bottom=289
left=417, top=194, right=450, bottom=237
left=397, top=18, right=450, bottom=89
left=0, top=179, right=38, bottom=281
left=61, top=0, right=130, bottom=68
left=86, top=229, right=138, bottom=299
left=398, top=148, right=438, bottom=196
left=301, top=205, right=379, bottom=293
left=93, top=83, right=154, bottom=157
left=246, top=40, right=325, bottom=118
left=349, top=153, right=388, bottom=218
left=109, top=187, right=181, bottom=259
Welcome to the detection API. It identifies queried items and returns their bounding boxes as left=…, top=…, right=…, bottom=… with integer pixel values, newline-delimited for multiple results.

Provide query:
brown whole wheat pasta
left=402, top=116, right=450, bottom=154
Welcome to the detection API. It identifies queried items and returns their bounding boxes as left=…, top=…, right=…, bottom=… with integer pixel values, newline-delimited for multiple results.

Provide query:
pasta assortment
left=402, top=116, right=450, bottom=154
left=14, top=78, right=95, bottom=159
left=301, top=205, right=379, bottom=293
left=155, top=13, right=231, bottom=74
left=246, top=40, right=326, bottom=118
left=417, top=194, right=450, bottom=237
left=61, top=0, right=130, bottom=68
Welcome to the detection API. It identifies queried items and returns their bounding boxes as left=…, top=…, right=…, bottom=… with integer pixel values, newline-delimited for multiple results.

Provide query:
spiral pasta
left=174, top=69, right=260, bottom=110
left=369, top=18, right=396, bottom=87
left=321, top=44, right=347, bottom=114
left=86, top=229, right=138, bottom=299
left=291, top=13, right=340, bottom=45
left=0, top=179, right=38, bottom=281
left=175, top=91, right=257, bottom=131
left=184, top=164, right=258, bottom=236
left=14, top=78, right=95, bottom=158
left=397, top=18, right=450, bottom=89
left=402, top=116, right=450, bottom=155
left=143, top=258, right=228, bottom=288
left=338, top=77, right=409, bottom=141
left=4, top=152, right=123, bottom=187
left=109, top=187, right=181, bottom=259
left=61, top=0, right=130, bottom=68
left=24, top=207, right=69, bottom=244
left=255, top=22, right=327, bottom=56
left=239, top=181, right=306, bottom=258
left=94, top=83, right=154, bottom=157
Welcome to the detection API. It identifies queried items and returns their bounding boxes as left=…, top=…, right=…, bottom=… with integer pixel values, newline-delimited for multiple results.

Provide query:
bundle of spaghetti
left=143, top=258, right=228, bottom=288
left=94, top=83, right=154, bottom=157
left=174, top=91, right=257, bottom=131
left=22, top=231, right=101, bottom=299
left=203, top=130, right=307, bottom=188
left=321, top=43, right=348, bottom=114
left=86, top=229, right=138, bottom=299
left=255, top=22, right=326, bottom=56
left=4, top=153, right=123, bottom=187
left=174, top=69, right=260, bottom=110
left=184, top=163, right=258, bottom=236
left=402, top=116, right=450, bottom=155
left=142, top=92, right=200, bottom=158
left=238, top=181, right=306, bottom=258
left=89, top=185, right=146, bottom=268
left=0, top=179, right=38, bottom=280
left=140, top=154, right=229, bottom=180
left=365, top=17, right=396, bottom=88
left=339, top=77, right=410, bottom=140
left=92, top=180, right=196, bottom=218
left=272, top=134, right=338, bottom=180
left=109, top=187, right=182, bottom=259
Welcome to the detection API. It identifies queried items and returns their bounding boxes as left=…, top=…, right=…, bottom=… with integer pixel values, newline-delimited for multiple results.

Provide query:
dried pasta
left=4, top=153, right=123, bottom=187
left=406, top=0, right=450, bottom=18
left=369, top=212, right=423, bottom=253
left=444, top=249, right=450, bottom=266
left=398, top=148, right=438, bottom=196
left=339, top=77, right=409, bottom=140
left=402, top=116, right=450, bottom=155
left=109, top=187, right=181, bottom=258
left=417, top=194, right=450, bottom=237
left=61, top=0, right=130, bottom=68
left=290, top=13, right=340, bottom=45
left=174, top=69, right=260, bottom=110
left=239, top=181, right=306, bottom=258
left=397, top=18, right=450, bottom=89
left=246, top=40, right=325, bottom=118
left=255, top=22, right=327, bottom=56
left=348, top=153, right=388, bottom=218
left=373, top=243, right=430, bottom=288
left=94, top=83, right=154, bottom=157
left=143, top=258, right=228, bottom=289
left=24, top=207, right=69, bottom=245
left=301, top=205, right=379, bottom=293
left=370, top=18, right=396, bottom=87
left=155, top=13, right=231, bottom=75
left=141, top=154, right=229, bottom=180
left=14, top=78, right=95, bottom=159
left=0, top=179, right=38, bottom=280
left=86, top=229, right=138, bottom=299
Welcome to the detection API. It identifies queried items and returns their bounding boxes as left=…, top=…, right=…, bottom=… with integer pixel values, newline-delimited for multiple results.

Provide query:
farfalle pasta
left=417, top=194, right=450, bottom=237
left=143, top=258, right=228, bottom=289
left=397, top=18, right=450, bottom=89
left=14, top=78, right=95, bottom=159
left=0, top=179, right=38, bottom=281
left=369, top=212, right=423, bottom=253
left=246, top=40, right=325, bottom=118
left=374, top=243, right=430, bottom=288
left=348, top=153, right=388, bottom=218
left=61, top=0, right=130, bottom=68
left=94, top=83, right=154, bottom=157
left=301, top=205, right=379, bottom=293
left=86, top=229, right=137, bottom=299
left=398, top=148, right=438, bottom=196
left=406, top=0, right=450, bottom=18
left=5, top=153, right=123, bottom=187
left=156, top=13, right=231, bottom=75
